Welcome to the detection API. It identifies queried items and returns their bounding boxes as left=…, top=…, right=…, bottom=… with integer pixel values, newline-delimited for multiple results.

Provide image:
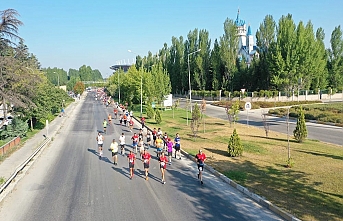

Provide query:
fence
left=0, top=137, right=21, bottom=156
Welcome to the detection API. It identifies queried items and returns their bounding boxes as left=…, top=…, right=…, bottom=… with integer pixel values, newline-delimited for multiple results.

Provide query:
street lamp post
left=128, top=50, right=143, bottom=117
left=188, top=49, right=201, bottom=113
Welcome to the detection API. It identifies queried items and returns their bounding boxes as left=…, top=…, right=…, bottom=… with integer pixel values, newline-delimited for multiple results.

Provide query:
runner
left=123, top=114, right=127, bottom=127
left=195, top=149, right=206, bottom=185
left=96, top=132, right=104, bottom=159
left=152, top=128, right=157, bottom=146
left=146, top=131, right=152, bottom=149
left=155, top=135, right=163, bottom=158
left=157, top=128, right=163, bottom=138
left=174, top=133, right=181, bottom=160
left=138, top=128, right=144, bottom=141
left=158, top=152, right=168, bottom=184
left=129, top=117, right=134, bottom=132
left=131, top=133, right=139, bottom=153
left=163, top=132, right=169, bottom=152
left=167, top=138, right=173, bottom=165
left=138, top=138, right=144, bottom=160
left=108, top=114, right=112, bottom=124
left=110, top=139, right=119, bottom=165
left=127, top=150, right=136, bottom=179
left=119, top=114, right=123, bottom=125
left=141, top=116, right=146, bottom=128
left=119, top=133, right=126, bottom=155
left=142, top=149, right=151, bottom=180
left=113, top=108, right=118, bottom=119
left=103, top=119, right=108, bottom=134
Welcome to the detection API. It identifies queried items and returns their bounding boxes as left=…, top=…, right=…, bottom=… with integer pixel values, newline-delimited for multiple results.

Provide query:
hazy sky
left=2, top=0, right=342, bottom=78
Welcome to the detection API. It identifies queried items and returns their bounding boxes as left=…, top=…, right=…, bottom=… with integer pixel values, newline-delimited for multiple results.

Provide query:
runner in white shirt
left=110, top=139, right=119, bottom=165
left=119, top=133, right=126, bottom=155
left=96, top=132, right=104, bottom=159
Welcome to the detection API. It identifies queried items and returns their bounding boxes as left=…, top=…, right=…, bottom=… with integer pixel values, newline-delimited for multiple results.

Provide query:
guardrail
left=0, top=137, right=51, bottom=195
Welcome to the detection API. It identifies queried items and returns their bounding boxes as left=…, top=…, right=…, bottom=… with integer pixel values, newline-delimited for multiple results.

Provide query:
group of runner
left=97, top=104, right=207, bottom=185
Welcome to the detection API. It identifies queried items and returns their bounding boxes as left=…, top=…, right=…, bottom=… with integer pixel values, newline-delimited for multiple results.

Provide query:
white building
left=234, top=9, right=259, bottom=65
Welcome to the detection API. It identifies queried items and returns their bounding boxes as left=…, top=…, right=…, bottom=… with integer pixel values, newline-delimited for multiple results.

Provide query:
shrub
left=227, top=129, right=243, bottom=157
left=293, top=106, right=308, bottom=142
left=146, top=105, right=155, bottom=119
left=155, top=109, right=162, bottom=124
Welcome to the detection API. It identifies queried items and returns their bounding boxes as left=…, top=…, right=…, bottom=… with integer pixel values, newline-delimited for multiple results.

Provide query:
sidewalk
left=0, top=98, right=82, bottom=185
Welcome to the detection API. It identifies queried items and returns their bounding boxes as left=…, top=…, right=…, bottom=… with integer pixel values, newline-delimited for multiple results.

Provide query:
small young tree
left=293, top=106, right=307, bottom=143
left=155, top=109, right=162, bottom=124
left=191, top=103, right=201, bottom=137
left=172, top=98, right=180, bottom=118
left=227, top=129, right=243, bottom=157
left=146, top=104, right=155, bottom=119
left=226, top=101, right=240, bottom=128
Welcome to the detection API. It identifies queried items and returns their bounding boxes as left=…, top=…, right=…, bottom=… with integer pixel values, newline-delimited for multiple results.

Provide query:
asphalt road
left=0, top=93, right=284, bottom=221
left=179, top=99, right=343, bottom=146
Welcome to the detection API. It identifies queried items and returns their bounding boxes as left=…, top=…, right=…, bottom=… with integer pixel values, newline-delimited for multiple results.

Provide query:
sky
left=2, top=0, right=343, bottom=78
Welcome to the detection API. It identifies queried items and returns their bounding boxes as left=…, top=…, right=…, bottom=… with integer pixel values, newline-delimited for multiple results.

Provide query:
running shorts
left=168, top=151, right=172, bottom=156
left=129, top=163, right=134, bottom=168
left=144, top=163, right=149, bottom=169
left=198, top=164, right=204, bottom=171
left=112, top=152, right=118, bottom=156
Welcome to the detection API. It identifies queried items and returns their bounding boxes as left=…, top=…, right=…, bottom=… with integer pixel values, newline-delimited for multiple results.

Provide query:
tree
left=73, top=81, right=85, bottom=95
left=327, top=26, right=343, bottom=90
left=227, top=128, right=243, bottom=157
left=0, top=9, right=23, bottom=52
left=155, top=109, right=162, bottom=124
left=225, top=101, right=240, bottom=127
left=293, top=106, right=308, bottom=142
left=191, top=103, right=201, bottom=137
left=146, top=105, right=155, bottom=119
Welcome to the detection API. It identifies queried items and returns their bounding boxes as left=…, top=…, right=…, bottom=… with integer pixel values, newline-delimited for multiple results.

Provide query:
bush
left=227, top=129, right=243, bottom=157
left=293, top=106, right=308, bottom=142
left=146, top=105, right=155, bottom=119
left=155, top=109, right=162, bottom=124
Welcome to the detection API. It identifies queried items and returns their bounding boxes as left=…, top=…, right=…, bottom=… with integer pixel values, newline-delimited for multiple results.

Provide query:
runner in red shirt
left=141, top=116, right=146, bottom=128
left=158, top=152, right=168, bottom=184
left=131, top=133, right=139, bottom=153
left=195, top=150, right=206, bottom=185
left=142, top=149, right=151, bottom=180
left=127, top=151, right=136, bottom=179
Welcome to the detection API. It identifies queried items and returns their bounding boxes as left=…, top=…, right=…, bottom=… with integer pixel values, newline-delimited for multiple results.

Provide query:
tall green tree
left=327, top=26, right=343, bottom=90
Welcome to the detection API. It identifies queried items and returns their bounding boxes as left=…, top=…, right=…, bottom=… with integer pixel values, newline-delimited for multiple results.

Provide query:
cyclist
left=110, top=139, right=119, bottom=165
left=195, top=149, right=206, bottom=185
left=103, top=119, right=108, bottom=134
left=96, top=132, right=104, bottom=159
left=158, top=152, right=168, bottom=184
left=142, top=149, right=151, bottom=180
left=119, top=133, right=126, bottom=155
left=127, top=150, right=136, bottom=179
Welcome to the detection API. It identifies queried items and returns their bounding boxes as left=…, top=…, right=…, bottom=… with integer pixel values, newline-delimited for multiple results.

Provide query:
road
left=0, top=93, right=284, bottom=221
left=179, top=99, right=343, bottom=146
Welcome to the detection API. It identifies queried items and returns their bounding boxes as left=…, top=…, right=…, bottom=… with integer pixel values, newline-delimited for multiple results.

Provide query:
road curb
left=180, top=148, right=300, bottom=221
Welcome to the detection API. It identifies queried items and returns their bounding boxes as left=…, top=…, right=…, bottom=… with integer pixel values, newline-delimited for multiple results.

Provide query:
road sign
left=245, top=102, right=251, bottom=110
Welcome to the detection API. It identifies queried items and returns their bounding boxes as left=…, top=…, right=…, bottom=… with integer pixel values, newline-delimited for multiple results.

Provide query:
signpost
left=245, top=102, right=251, bottom=126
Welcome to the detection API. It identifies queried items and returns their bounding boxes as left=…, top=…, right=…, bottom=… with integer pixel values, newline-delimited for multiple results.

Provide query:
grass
left=143, top=108, right=343, bottom=221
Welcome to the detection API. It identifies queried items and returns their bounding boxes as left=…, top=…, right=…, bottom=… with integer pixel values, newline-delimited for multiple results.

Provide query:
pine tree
left=146, top=105, right=155, bottom=119
left=155, top=109, right=162, bottom=124
left=227, top=129, right=243, bottom=157
left=293, top=106, right=308, bottom=143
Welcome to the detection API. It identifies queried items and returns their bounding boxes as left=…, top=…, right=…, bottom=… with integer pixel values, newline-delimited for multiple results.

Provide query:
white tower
left=247, top=25, right=254, bottom=54
left=235, top=9, right=246, bottom=50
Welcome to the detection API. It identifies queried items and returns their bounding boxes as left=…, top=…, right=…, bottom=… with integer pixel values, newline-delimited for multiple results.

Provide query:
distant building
left=109, top=64, right=131, bottom=73
left=234, top=9, right=259, bottom=65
